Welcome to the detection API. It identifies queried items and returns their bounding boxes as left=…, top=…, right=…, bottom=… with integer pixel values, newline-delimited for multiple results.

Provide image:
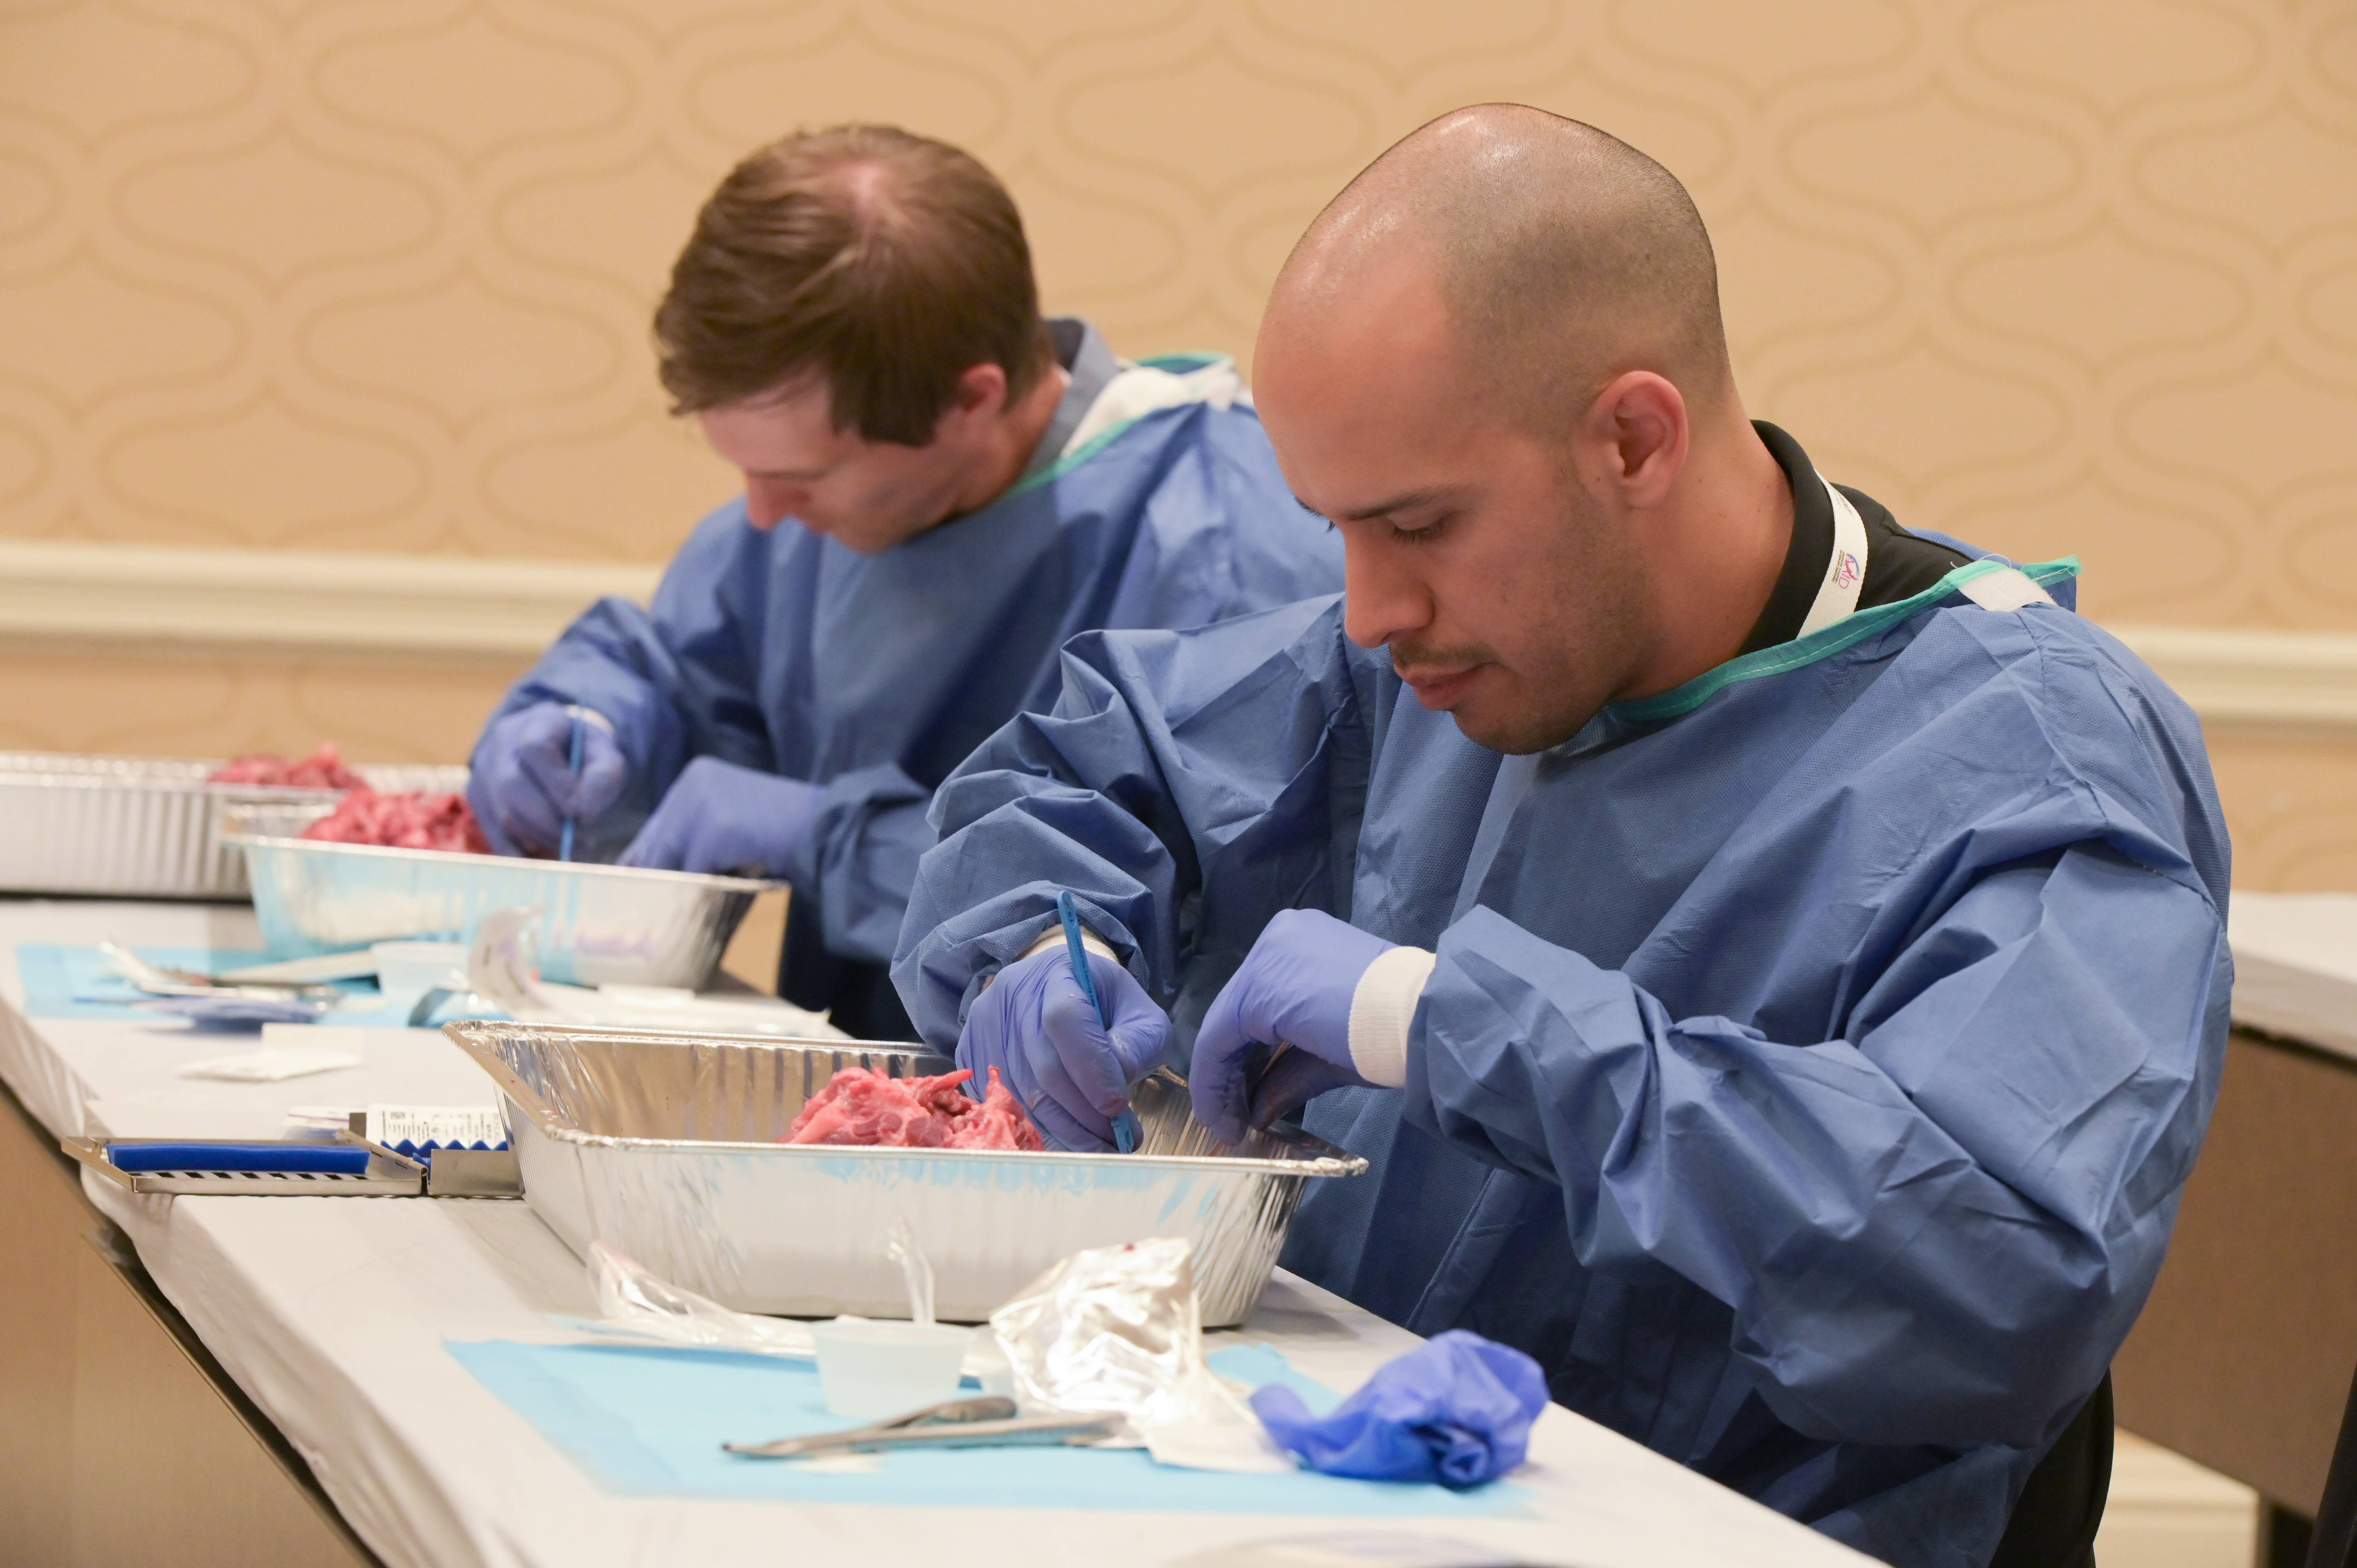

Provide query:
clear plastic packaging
left=989, top=1237, right=1291, bottom=1472
left=583, top=1240, right=816, bottom=1358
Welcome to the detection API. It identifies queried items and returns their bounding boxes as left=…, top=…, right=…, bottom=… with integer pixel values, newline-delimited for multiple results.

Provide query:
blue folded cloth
left=1249, top=1329, right=1548, bottom=1489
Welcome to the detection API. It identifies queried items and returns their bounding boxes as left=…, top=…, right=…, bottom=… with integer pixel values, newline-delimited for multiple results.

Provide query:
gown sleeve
left=892, top=594, right=1372, bottom=1053
left=481, top=505, right=777, bottom=859
left=780, top=763, right=935, bottom=964
left=1408, top=846, right=2228, bottom=1450
left=806, top=410, right=1346, bottom=968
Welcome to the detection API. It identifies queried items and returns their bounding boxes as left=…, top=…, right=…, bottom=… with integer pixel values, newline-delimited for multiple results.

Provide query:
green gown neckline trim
left=1605, top=555, right=2083, bottom=725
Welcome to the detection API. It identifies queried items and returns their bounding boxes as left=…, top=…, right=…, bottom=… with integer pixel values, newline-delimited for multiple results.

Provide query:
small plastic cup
left=808, top=1317, right=974, bottom=1419
left=371, top=941, right=468, bottom=1011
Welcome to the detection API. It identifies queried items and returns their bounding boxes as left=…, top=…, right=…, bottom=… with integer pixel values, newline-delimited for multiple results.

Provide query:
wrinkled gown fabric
left=477, top=389, right=1342, bottom=973
left=893, top=532, right=2230, bottom=1568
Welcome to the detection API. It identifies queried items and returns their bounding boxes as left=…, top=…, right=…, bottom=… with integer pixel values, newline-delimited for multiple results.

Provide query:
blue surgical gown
left=477, top=396, right=1342, bottom=970
left=893, top=559, right=2231, bottom=1568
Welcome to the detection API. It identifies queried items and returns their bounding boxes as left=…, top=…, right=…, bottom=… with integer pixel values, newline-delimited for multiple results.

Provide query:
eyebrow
left=1300, top=487, right=1464, bottom=523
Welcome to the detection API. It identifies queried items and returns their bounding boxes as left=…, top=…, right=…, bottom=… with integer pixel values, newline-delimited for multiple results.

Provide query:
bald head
left=1267, top=105, right=1730, bottom=430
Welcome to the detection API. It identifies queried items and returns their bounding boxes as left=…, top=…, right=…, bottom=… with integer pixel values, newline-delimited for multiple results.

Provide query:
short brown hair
left=655, top=125, right=1052, bottom=445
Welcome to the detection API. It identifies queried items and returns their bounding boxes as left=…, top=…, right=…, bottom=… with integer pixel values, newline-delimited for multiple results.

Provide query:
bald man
left=894, top=108, right=2227, bottom=1568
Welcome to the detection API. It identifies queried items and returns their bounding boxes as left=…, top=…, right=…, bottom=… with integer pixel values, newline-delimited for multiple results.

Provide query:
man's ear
left=947, top=362, right=1010, bottom=421
left=1573, top=371, right=1689, bottom=510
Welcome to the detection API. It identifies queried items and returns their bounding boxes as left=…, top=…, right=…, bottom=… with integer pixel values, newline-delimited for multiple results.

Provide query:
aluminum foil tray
left=0, top=751, right=466, bottom=900
left=224, top=803, right=770, bottom=990
left=444, top=1021, right=1369, bottom=1327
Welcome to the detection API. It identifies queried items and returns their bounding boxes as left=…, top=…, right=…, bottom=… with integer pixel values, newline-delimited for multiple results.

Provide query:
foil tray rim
left=222, top=832, right=781, bottom=893
left=500, top=1120, right=1367, bottom=1177
left=444, top=1020, right=1371, bottom=1179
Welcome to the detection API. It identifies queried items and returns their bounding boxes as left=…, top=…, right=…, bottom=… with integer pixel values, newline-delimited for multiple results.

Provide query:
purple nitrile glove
left=618, top=756, right=822, bottom=877
left=1191, top=908, right=1397, bottom=1144
left=958, top=945, right=1170, bottom=1153
left=468, top=702, right=628, bottom=858
left=1251, top=1330, right=1549, bottom=1489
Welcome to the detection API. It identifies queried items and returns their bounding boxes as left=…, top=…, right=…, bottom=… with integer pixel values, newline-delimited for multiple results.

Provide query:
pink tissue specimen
left=298, top=787, right=492, bottom=854
left=208, top=743, right=367, bottom=790
left=785, top=1066, right=1045, bottom=1152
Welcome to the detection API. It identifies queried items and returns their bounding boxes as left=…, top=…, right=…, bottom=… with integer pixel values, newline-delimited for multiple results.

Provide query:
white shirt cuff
left=1346, top=945, right=1436, bottom=1088
left=1019, top=923, right=1119, bottom=964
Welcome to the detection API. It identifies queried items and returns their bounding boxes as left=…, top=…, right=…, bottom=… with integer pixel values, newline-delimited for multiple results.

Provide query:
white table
left=0, top=898, right=1866, bottom=1568
left=2224, top=890, right=2357, bottom=1063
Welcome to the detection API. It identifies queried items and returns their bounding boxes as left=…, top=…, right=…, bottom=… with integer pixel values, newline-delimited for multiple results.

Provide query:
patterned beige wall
left=3, top=0, right=2353, bottom=881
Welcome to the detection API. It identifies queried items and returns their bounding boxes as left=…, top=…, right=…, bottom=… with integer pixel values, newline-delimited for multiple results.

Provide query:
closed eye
left=1385, top=512, right=1451, bottom=544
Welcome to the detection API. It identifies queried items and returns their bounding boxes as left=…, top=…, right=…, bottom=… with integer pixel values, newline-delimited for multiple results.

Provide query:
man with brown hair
left=896, top=106, right=2226, bottom=1564
left=467, top=124, right=1339, bottom=1037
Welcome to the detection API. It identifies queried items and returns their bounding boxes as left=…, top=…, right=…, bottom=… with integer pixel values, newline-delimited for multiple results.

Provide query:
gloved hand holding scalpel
left=955, top=899, right=1425, bottom=1152
left=956, top=897, right=1169, bottom=1153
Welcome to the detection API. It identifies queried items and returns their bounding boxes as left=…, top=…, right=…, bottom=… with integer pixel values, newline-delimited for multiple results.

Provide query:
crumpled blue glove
left=618, top=756, right=823, bottom=877
left=958, top=944, right=1170, bottom=1153
left=1251, top=1330, right=1549, bottom=1489
left=468, top=702, right=628, bottom=858
left=1192, top=908, right=1396, bottom=1144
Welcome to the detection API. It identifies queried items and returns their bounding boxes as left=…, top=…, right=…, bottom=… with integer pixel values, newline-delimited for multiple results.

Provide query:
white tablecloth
left=0, top=898, right=1866, bottom=1568
left=2226, top=890, right=2357, bottom=1062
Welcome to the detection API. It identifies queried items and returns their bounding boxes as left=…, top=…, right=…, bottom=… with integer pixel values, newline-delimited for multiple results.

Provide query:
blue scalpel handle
left=107, top=1142, right=369, bottom=1174
left=1057, top=890, right=1142, bottom=1154
left=558, top=709, right=584, bottom=863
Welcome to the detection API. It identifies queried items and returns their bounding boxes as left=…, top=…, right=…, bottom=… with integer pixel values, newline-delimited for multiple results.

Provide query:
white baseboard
left=1, top=539, right=2353, bottom=733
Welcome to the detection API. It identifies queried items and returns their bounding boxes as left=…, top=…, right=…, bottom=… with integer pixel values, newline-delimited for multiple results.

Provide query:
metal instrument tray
left=0, top=751, right=465, bottom=900
left=445, top=1021, right=1369, bottom=1327
left=224, top=802, right=771, bottom=990
left=64, top=1132, right=427, bottom=1196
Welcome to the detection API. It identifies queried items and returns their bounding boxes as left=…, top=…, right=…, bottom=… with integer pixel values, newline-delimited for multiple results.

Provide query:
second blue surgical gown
left=895, top=530, right=2231, bottom=1567
left=480, top=339, right=1341, bottom=992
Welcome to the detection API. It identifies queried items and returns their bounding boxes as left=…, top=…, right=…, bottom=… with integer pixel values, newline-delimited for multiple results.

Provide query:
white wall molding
left=0, top=538, right=660, bottom=664
left=2108, top=625, right=2357, bottom=735
left=4, top=540, right=2357, bottom=732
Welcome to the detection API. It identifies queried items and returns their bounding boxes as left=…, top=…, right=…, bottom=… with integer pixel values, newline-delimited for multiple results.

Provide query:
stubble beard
left=1450, top=491, right=1643, bottom=756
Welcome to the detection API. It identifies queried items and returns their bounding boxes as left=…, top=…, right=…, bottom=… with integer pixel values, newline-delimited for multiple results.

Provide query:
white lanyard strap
left=1797, top=479, right=1870, bottom=638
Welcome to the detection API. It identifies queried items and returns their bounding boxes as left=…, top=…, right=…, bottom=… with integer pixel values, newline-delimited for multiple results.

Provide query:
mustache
left=1388, top=636, right=1495, bottom=675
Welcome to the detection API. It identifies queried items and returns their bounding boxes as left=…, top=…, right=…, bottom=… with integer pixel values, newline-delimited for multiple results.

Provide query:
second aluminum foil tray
left=225, top=801, right=771, bottom=990
left=444, top=1020, right=1369, bottom=1328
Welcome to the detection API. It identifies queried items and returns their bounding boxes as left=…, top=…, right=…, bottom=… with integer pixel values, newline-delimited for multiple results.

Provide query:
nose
left=1339, top=533, right=1433, bottom=651
left=743, top=478, right=808, bottom=531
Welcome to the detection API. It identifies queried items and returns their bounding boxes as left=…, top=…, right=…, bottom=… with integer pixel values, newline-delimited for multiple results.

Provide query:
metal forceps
left=724, top=1395, right=1118, bottom=1459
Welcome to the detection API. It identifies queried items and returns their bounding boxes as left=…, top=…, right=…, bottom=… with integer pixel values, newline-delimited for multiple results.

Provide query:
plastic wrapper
left=885, top=1217, right=937, bottom=1323
left=581, top=1240, right=817, bottom=1359
left=990, top=1237, right=1292, bottom=1472
left=572, top=1240, right=1021, bottom=1388
left=139, top=995, right=336, bottom=1031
